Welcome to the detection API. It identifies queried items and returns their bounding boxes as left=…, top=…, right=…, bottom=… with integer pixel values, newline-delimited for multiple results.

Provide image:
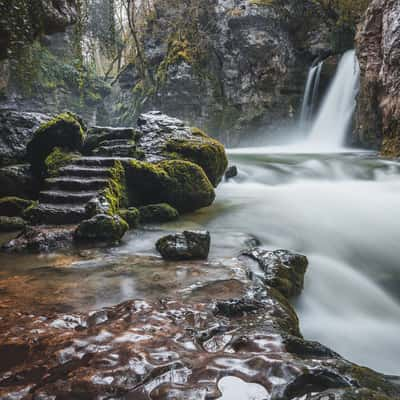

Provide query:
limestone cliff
left=355, top=0, right=400, bottom=156
left=108, top=0, right=349, bottom=145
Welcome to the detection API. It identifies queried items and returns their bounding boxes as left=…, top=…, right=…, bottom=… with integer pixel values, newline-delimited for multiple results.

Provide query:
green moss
left=45, top=147, right=80, bottom=177
left=139, top=203, right=179, bottom=223
left=27, top=112, right=86, bottom=176
left=165, top=127, right=228, bottom=186
left=101, top=161, right=128, bottom=215
left=74, top=214, right=129, bottom=243
left=119, top=207, right=140, bottom=229
left=125, top=159, right=215, bottom=213
left=0, top=197, right=34, bottom=217
left=35, top=112, right=85, bottom=138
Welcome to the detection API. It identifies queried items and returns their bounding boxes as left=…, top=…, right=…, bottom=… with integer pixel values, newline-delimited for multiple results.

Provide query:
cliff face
left=355, top=0, right=400, bottom=156
left=0, top=0, right=77, bottom=60
left=109, top=0, right=344, bottom=145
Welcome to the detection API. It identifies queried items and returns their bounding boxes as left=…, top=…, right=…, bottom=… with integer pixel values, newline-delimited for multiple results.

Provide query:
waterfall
left=299, top=61, right=323, bottom=128
left=307, top=50, right=360, bottom=148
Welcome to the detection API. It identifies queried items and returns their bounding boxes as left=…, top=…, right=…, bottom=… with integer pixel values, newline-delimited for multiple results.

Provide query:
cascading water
left=307, top=50, right=360, bottom=148
left=299, top=60, right=323, bottom=129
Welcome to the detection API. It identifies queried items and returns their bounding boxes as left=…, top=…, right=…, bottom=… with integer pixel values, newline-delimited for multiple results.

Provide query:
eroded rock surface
left=355, top=0, right=400, bottom=156
left=0, top=257, right=397, bottom=400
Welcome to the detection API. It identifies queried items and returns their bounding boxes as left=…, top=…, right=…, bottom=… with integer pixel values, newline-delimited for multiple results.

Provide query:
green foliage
left=0, top=216, right=26, bottom=232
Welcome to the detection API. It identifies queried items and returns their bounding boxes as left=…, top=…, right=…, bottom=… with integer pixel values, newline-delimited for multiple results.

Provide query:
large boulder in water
left=125, top=159, right=215, bottom=213
left=136, top=111, right=228, bottom=186
left=156, top=230, right=211, bottom=260
left=0, top=111, right=50, bottom=166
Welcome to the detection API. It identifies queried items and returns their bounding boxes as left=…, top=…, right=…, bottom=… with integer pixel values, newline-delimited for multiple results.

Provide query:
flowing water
left=205, top=150, right=400, bottom=376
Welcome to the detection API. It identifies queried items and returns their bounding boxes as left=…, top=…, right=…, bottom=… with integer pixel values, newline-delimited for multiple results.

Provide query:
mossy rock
left=74, top=214, right=129, bottom=243
left=165, top=127, right=228, bottom=186
left=0, top=216, right=26, bottom=232
left=139, top=203, right=179, bottom=223
left=45, top=147, right=80, bottom=177
left=126, top=159, right=215, bottom=213
left=119, top=208, right=140, bottom=229
left=0, top=197, right=34, bottom=217
left=101, top=161, right=128, bottom=215
left=27, top=112, right=86, bottom=176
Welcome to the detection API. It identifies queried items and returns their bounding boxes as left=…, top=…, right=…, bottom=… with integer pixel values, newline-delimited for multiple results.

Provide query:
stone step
left=39, top=190, right=98, bottom=205
left=92, top=145, right=137, bottom=157
left=71, top=157, right=133, bottom=167
left=83, top=127, right=137, bottom=153
left=45, top=177, right=109, bottom=192
left=97, top=139, right=132, bottom=147
left=58, top=165, right=112, bottom=178
left=29, top=203, right=87, bottom=225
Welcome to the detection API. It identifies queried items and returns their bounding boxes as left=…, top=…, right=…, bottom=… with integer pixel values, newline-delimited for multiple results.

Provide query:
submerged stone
left=156, top=230, right=211, bottom=260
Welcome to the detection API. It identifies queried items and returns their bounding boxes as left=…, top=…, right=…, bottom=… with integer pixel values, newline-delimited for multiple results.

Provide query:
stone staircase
left=30, top=157, right=132, bottom=225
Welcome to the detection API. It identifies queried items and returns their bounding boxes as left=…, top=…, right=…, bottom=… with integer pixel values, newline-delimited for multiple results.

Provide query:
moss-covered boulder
left=0, top=197, right=35, bottom=217
left=135, top=112, right=228, bottom=186
left=44, top=147, right=80, bottom=177
left=27, top=112, right=86, bottom=176
left=166, top=128, right=228, bottom=186
left=126, top=159, right=215, bottom=213
left=139, top=203, right=179, bottom=223
left=0, top=216, right=26, bottom=232
left=119, top=208, right=140, bottom=229
left=74, top=214, right=128, bottom=243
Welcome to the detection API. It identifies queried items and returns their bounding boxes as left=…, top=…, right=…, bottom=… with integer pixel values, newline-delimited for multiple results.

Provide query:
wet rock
left=355, top=0, right=400, bottom=155
left=74, top=214, right=128, bottom=243
left=118, top=207, right=140, bottom=229
left=0, top=111, right=50, bottom=166
left=225, top=165, right=238, bottom=181
left=214, top=297, right=263, bottom=318
left=156, top=230, right=210, bottom=260
left=0, top=293, right=398, bottom=400
left=241, top=248, right=308, bottom=298
left=85, top=195, right=112, bottom=217
left=139, top=203, right=179, bottom=223
left=135, top=111, right=228, bottom=186
left=0, top=216, right=26, bottom=232
left=2, top=225, right=74, bottom=252
left=0, top=164, right=39, bottom=199
left=0, top=197, right=34, bottom=217
left=27, top=112, right=86, bottom=176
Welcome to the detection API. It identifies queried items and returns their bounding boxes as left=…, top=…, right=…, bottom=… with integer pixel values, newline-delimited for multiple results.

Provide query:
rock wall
left=108, top=0, right=348, bottom=145
left=0, top=0, right=77, bottom=60
left=355, top=0, right=400, bottom=156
